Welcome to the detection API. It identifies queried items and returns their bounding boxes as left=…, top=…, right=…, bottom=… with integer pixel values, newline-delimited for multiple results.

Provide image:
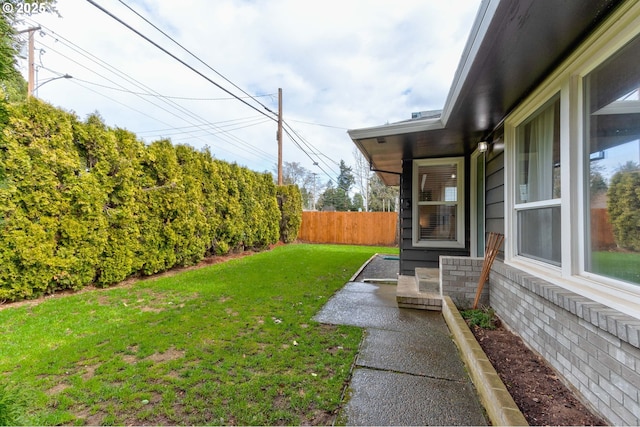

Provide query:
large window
left=584, top=33, right=640, bottom=286
left=504, top=3, right=640, bottom=318
left=515, top=96, right=561, bottom=265
left=413, top=158, right=464, bottom=248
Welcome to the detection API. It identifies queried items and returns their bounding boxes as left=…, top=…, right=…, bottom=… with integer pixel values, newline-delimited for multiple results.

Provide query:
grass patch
left=591, top=250, right=640, bottom=285
left=460, top=307, right=498, bottom=330
left=0, top=244, right=397, bottom=425
left=0, top=383, right=25, bottom=426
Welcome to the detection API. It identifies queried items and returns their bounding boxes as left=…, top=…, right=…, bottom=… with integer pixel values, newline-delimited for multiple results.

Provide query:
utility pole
left=277, top=88, right=283, bottom=185
left=17, top=26, right=41, bottom=97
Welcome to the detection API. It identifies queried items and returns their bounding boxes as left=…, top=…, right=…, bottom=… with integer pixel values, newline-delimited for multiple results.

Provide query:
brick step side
left=396, top=275, right=442, bottom=311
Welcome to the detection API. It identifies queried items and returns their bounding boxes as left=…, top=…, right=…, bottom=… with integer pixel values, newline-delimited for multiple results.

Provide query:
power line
left=281, top=126, right=336, bottom=184
left=66, top=78, right=265, bottom=165
left=83, top=2, right=338, bottom=175
left=116, top=0, right=278, bottom=116
left=146, top=118, right=272, bottom=139
left=85, top=0, right=278, bottom=123
left=283, top=119, right=339, bottom=174
left=64, top=75, right=276, bottom=101
left=287, top=118, right=348, bottom=130
left=29, top=9, right=340, bottom=179
left=31, top=25, right=277, bottom=163
left=136, top=116, right=269, bottom=134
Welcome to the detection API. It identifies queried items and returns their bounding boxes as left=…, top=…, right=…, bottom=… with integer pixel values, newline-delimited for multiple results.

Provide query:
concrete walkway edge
left=348, top=253, right=379, bottom=282
left=442, top=296, right=529, bottom=427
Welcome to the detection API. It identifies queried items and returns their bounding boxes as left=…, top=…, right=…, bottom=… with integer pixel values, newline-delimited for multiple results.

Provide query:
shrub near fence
left=298, top=211, right=398, bottom=246
left=277, top=185, right=302, bottom=243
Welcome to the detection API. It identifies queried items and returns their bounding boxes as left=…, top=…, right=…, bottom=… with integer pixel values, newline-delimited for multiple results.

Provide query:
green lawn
left=0, top=244, right=398, bottom=426
left=591, top=251, right=640, bottom=285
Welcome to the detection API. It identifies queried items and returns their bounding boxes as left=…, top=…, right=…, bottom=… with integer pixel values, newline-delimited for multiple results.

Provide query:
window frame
left=503, top=0, right=640, bottom=319
left=513, top=94, right=563, bottom=266
left=470, top=148, right=486, bottom=257
left=412, top=157, right=465, bottom=248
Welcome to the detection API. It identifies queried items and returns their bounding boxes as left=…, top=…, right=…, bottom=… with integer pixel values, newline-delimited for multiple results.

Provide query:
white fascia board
left=440, top=0, right=501, bottom=125
left=347, top=117, right=444, bottom=140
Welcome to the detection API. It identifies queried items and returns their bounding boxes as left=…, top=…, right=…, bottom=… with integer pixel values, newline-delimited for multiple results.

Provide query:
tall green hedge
left=0, top=99, right=283, bottom=301
left=277, top=185, right=302, bottom=243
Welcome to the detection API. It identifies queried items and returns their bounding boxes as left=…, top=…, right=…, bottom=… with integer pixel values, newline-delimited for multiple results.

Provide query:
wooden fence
left=298, top=211, right=398, bottom=246
left=591, top=208, right=616, bottom=250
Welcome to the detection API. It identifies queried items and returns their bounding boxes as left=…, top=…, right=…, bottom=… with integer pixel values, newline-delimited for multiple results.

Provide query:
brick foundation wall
left=490, top=260, right=640, bottom=425
left=440, top=256, right=486, bottom=309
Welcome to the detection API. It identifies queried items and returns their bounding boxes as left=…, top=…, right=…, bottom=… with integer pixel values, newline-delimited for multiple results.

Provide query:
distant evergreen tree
left=337, top=160, right=355, bottom=193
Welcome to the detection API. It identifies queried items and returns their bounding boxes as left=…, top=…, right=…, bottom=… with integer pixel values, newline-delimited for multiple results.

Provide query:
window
left=515, top=96, right=561, bottom=265
left=504, top=2, right=640, bottom=318
left=584, top=33, right=640, bottom=286
left=413, top=158, right=464, bottom=248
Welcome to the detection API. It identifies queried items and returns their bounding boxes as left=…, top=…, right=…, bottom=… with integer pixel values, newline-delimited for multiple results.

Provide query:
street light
left=32, top=74, right=72, bottom=95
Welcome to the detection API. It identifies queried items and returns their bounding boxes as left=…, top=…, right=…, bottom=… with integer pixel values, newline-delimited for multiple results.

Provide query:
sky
left=15, top=0, right=481, bottom=184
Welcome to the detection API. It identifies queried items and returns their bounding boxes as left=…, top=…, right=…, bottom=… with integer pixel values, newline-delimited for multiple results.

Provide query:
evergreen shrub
left=276, top=185, right=302, bottom=243
left=0, top=99, right=281, bottom=301
left=608, top=168, right=640, bottom=251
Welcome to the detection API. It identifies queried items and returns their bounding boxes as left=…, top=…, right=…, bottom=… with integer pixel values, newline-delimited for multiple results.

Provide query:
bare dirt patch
left=74, top=406, right=104, bottom=426
left=146, top=347, right=186, bottom=363
left=80, top=364, right=99, bottom=380
left=47, top=383, right=70, bottom=395
left=470, top=322, right=606, bottom=426
left=225, top=307, right=239, bottom=317
left=122, top=354, right=137, bottom=364
left=301, top=408, right=335, bottom=425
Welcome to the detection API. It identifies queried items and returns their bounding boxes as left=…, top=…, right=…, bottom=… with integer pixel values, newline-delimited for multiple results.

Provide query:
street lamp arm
left=34, top=74, right=72, bottom=92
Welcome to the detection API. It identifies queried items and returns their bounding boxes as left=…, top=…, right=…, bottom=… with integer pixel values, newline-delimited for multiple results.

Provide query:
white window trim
left=503, top=0, right=640, bottom=319
left=505, top=88, right=564, bottom=266
left=412, top=157, right=465, bottom=248
left=470, top=149, right=485, bottom=257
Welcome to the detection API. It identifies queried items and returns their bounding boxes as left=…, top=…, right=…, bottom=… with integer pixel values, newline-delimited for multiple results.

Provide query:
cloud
left=20, top=0, right=480, bottom=181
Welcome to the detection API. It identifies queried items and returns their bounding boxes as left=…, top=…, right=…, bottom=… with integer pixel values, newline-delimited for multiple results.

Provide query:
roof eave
left=347, top=117, right=444, bottom=141
left=440, top=0, right=499, bottom=125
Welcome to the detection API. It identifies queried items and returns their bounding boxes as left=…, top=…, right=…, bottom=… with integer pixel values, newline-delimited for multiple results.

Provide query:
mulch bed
left=470, top=320, right=607, bottom=426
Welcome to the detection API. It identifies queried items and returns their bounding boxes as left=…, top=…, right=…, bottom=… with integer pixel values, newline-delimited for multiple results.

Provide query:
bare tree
left=274, top=161, right=309, bottom=186
left=368, top=174, right=399, bottom=212
left=352, top=148, right=371, bottom=211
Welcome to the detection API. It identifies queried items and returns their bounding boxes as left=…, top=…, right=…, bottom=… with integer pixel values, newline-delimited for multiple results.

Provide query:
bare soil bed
left=470, top=321, right=606, bottom=426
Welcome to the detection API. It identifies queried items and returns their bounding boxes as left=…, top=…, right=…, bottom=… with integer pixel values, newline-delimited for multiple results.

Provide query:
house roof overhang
left=348, top=0, right=623, bottom=186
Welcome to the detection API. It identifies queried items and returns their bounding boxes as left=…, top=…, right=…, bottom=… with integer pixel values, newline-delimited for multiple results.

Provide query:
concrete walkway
left=314, top=256, right=488, bottom=426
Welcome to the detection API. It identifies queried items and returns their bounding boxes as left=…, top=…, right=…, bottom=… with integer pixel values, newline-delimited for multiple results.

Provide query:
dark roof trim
left=347, top=0, right=498, bottom=141
left=441, top=0, right=498, bottom=125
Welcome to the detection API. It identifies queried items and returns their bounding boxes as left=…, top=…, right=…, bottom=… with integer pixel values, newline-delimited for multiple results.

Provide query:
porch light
left=478, top=141, right=488, bottom=152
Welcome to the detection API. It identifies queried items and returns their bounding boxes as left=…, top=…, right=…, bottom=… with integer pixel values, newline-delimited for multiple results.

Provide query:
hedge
left=0, top=99, right=295, bottom=301
left=277, top=184, right=302, bottom=243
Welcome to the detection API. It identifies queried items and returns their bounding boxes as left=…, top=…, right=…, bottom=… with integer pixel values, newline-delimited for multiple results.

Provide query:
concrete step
left=396, top=275, right=442, bottom=311
left=415, top=267, right=440, bottom=293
